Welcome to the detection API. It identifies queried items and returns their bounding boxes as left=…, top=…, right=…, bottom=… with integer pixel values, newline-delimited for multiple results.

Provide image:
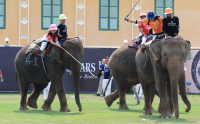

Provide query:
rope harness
left=41, top=52, right=49, bottom=78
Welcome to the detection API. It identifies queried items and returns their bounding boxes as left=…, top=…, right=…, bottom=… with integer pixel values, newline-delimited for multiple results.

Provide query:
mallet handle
left=127, top=0, right=141, bottom=17
left=59, top=46, right=96, bottom=78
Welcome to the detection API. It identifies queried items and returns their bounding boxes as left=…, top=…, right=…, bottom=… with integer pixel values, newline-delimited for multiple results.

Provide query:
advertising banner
left=184, top=50, right=200, bottom=93
left=0, top=47, right=117, bottom=92
left=0, top=47, right=199, bottom=93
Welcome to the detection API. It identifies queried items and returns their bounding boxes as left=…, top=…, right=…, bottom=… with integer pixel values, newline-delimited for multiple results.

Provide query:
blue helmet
left=147, top=11, right=156, bottom=19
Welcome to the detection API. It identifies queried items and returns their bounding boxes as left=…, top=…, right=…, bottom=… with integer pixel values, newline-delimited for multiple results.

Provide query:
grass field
left=0, top=93, right=199, bottom=124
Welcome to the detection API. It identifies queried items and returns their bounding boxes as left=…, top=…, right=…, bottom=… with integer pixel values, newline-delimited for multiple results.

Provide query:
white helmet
left=59, top=14, right=67, bottom=20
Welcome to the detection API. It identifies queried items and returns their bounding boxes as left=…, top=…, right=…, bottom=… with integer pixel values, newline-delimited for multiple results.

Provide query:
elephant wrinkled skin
left=135, top=36, right=191, bottom=118
left=105, top=44, right=157, bottom=110
left=15, top=39, right=83, bottom=112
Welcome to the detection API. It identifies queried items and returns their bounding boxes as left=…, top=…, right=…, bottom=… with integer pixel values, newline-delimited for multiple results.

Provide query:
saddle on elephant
left=128, top=35, right=153, bottom=49
left=25, top=38, right=51, bottom=57
left=128, top=36, right=143, bottom=49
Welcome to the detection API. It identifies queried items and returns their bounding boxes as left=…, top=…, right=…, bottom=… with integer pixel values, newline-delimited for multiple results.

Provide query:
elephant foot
left=60, top=107, right=71, bottom=112
left=105, top=95, right=114, bottom=107
left=19, top=106, right=28, bottom=110
left=42, top=105, right=52, bottom=111
left=27, top=100, right=38, bottom=109
left=143, top=107, right=152, bottom=115
left=160, top=110, right=172, bottom=118
left=119, top=104, right=129, bottom=110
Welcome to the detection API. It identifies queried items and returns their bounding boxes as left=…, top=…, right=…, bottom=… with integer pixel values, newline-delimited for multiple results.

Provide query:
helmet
left=59, top=14, right=67, bottom=20
left=49, top=24, right=57, bottom=30
left=147, top=11, right=156, bottom=19
left=140, top=13, right=146, bottom=18
left=164, top=8, right=173, bottom=14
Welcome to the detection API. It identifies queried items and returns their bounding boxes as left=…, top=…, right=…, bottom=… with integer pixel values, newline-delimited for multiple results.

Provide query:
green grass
left=0, top=93, right=199, bottom=124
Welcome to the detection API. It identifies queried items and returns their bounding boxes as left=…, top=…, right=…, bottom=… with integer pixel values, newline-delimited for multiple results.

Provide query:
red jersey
left=138, top=23, right=150, bottom=34
left=46, top=33, right=58, bottom=42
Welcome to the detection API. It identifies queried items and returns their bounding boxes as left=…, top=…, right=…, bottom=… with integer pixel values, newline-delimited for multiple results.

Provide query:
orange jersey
left=142, top=16, right=163, bottom=34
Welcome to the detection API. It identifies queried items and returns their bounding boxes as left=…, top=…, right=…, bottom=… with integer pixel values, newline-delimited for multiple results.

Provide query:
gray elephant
left=14, top=39, right=83, bottom=112
left=135, top=36, right=191, bottom=118
left=105, top=44, right=158, bottom=110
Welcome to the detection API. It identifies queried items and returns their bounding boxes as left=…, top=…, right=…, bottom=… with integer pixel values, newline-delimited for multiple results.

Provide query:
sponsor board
left=184, top=50, right=200, bottom=93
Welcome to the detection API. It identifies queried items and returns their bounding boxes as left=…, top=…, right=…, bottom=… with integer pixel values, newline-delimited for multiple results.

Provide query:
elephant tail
left=103, top=74, right=113, bottom=96
left=15, top=73, right=20, bottom=91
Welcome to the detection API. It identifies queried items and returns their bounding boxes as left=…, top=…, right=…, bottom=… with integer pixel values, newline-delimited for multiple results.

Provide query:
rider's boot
left=28, top=48, right=41, bottom=59
left=142, top=40, right=152, bottom=49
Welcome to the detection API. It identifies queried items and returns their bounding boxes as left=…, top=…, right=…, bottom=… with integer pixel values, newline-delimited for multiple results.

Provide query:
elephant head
left=51, top=39, right=84, bottom=111
left=149, top=36, right=191, bottom=118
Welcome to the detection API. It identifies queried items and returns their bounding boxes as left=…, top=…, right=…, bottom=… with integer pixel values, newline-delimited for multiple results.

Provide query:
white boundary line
left=83, top=46, right=120, bottom=48
left=0, top=45, right=25, bottom=47
left=0, top=45, right=199, bottom=49
left=191, top=47, right=200, bottom=49
left=0, top=45, right=119, bottom=48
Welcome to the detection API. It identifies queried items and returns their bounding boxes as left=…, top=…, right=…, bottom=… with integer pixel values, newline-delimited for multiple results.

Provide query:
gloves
left=124, top=16, right=129, bottom=21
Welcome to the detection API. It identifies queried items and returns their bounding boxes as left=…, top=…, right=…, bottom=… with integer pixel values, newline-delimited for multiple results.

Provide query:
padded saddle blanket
left=128, top=36, right=142, bottom=50
left=25, top=38, right=46, bottom=56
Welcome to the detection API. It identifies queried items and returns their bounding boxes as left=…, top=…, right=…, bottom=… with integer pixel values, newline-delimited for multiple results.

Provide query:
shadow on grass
left=139, top=114, right=195, bottom=123
left=14, top=110, right=84, bottom=116
left=109, top=106, right=195, bottom=123
left=108, top=108, right=143, bottom=113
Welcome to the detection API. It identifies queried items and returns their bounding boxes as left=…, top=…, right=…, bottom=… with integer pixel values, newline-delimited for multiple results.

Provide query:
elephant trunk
left=72, top=63, right=82, bottom=111
left=168, top=64, right=180, bottom=119
left=179, top=70, right=191, bottom=112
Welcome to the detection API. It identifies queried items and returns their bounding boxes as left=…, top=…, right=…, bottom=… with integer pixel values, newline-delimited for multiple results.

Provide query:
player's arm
left=124, top=16, right=145, bottom=24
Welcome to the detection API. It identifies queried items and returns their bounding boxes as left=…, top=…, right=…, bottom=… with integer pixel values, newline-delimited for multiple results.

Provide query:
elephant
left=135, top=36, right=191, bottom=118
left=14, top=39, right=83, bottom=112
left=104, top=44, right=158, bottom=110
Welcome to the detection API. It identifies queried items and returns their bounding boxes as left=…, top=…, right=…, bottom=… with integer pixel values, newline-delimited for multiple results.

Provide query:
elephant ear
left=149, top=39, right=161, bottom=60
left=51, top=46, right=61, bottom=66
left=184, top=40, right=191, bottom=62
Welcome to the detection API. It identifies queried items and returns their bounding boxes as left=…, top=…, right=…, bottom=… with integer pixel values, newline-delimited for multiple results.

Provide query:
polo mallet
left=126, top=0, right=141, bottom=17
left=103, top=74, right=113, bottom=96
left=58, top=46, right=96, bottom=80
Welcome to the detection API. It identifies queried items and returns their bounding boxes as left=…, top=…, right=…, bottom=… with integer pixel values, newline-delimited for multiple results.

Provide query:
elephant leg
left=27, top=83, right=48, bottom=109
left=157, top=80, right=172, bottom=118
left=150, top=85, right=156, bottom=111
left=142, top=83, right=152, bottom=115
left=42, top=82, right=57, bottom=111
left=167, top=82, right=174, bottom=114
left=54, top=79, right=70, bottom=112
left=105, top=89, right=119, bottom=107
left=18, top=78, right=29, bottom=110
left=118, top=84, right=129, bottom=110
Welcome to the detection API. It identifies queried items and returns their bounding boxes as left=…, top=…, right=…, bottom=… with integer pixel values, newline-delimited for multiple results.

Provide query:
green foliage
left=0, top=93, right=199, bottom=124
